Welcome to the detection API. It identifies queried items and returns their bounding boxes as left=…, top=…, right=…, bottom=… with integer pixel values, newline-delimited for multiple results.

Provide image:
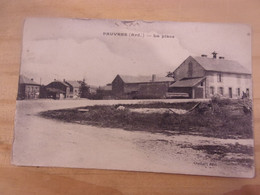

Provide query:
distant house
left=96, top=84, right=113, bottom=99
left=112, top=74, right=174, bottom=99
left=64, top=80, right=81, bottom=98
left=17, top=75, right=41, bottom=100
left=45, top=80, right=70, bottom=99
left=169, top=52, right=252, bottom=99
left=88, top=85, right=98, bottom=94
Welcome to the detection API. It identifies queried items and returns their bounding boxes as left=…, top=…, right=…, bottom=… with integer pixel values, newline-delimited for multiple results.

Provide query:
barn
left=112, top=74, right=174, bottom=99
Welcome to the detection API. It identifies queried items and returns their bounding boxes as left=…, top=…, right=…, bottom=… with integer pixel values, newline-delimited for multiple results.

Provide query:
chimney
left=219, top=56, right=225, bottom=59
left=63, top=79, right=66, bottom=82
left=152, top=74, right=156, bottom=82
left=212, top=51, right=218, bottom=59
left=31, top=78, right=34, bottom=81
left=201, top=54, right=207, bottom=57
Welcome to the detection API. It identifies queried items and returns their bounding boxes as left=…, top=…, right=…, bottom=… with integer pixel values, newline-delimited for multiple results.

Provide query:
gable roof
left=65, top=80, right=81, bottom=88
left=118, top=75, right=174, bottom=84
left=192, top=56, right=251, bottom=74
left=170, top=77, right=205, bottom=87
left=47, top=80, right=69, bottom=87
left=19, top=75, right=40, bottom=85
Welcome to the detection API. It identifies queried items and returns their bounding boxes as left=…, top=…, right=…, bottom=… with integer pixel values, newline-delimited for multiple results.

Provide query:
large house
left=64, top=80, right=81, bottom=98
left=45, top=80, right=70, bottom=99
left=112, top=74, right=174, bottom=98
left=17, top=75, right=41, bottom=100
left=169, top=52, right=252, bottom=99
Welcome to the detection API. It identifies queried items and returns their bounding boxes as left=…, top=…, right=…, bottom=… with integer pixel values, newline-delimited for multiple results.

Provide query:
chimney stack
left=152, top=74, right=156, bottom=82
left=31, top=78, right=34, bottom=81
left=201, top=54, right=207, bottom=57
left=212, top=51, right=218, bottom=59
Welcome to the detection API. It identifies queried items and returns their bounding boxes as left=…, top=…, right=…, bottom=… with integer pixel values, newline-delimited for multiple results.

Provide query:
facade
left=17, top=75, right=41, bottom=100
left=112, top=74, right=174, bottom=99
left=169, top=53, right=252, bottom=99
left=64, top=80, right=81, bottom=98
left=45, top=80, right=70, bottom=99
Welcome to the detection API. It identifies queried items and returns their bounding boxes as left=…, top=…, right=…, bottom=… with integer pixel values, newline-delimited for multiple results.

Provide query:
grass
left=39, top=99, right=253, bottom=139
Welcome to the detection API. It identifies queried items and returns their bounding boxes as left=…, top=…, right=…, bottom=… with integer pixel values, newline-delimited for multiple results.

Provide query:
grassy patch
left=39, top=99, right=253, bottom=139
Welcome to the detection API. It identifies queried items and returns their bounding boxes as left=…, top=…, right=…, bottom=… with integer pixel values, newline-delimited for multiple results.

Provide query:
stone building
left=45, top=80, right=70, bottom=99
left=64, top=80, right=81, bottom=98
left=112, top=74, right=174, bottom=99
left=169, top=52, right=252, bottom=99
left=17, top=75, right=41, bottom=100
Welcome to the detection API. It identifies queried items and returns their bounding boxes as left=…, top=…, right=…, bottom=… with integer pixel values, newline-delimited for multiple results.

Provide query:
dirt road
left=12, top=99, right=254, bottom=178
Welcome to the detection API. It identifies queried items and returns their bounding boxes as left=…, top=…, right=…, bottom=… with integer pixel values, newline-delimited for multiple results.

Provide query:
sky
left=20, top=18, right=252, bottom=86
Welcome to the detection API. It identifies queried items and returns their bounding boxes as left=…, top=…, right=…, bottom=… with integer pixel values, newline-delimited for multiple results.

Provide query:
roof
left=19, top=75, right=40, bottom=85
left=65, top=80, right=81, bottom=88
left=47, top=80, right=69, bottom=87
left=118, top=75, right=174, bottom=83
left=192, top=56, right=251, bottom=74
left=170, top=77, right=205, bottom=87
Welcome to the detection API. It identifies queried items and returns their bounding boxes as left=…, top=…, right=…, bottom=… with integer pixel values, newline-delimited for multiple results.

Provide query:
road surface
left=12, top=99, right=254, bottom=178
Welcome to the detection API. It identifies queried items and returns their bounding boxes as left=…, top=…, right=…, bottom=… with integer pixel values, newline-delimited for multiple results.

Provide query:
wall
left=138, top=83, right=168, bottom=98
left=112, top=75, right=124, bottom=95
left=174, top=56, right=206, bottom=81
left=205, top=72, right=252, bottom=98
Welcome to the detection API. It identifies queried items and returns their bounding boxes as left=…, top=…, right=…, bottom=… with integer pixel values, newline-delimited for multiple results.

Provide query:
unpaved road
left=12, top=99, right=254, bottom=178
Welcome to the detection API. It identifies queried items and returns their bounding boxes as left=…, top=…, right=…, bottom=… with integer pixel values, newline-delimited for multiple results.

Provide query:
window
left=246, top=88, right=250, bottom=98
left=210, top=86, right=215, bottom=95
left=188, top=62, right=193, bottom=77
left=217, top=73, right=222, bottom=82
left=219, top=87, right=224, bottom=95
left=229, top=87, right=232, bottom=98
left=200, top=82, right=203, bottom=86
left=237, top=88, right=240, bottom=96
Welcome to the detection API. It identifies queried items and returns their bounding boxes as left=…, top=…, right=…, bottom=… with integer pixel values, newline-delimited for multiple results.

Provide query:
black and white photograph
left=13, top=18, right=254, bottom=178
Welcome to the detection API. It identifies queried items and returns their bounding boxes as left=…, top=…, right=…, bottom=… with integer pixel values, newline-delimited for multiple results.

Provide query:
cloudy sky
left=20, top=18, right=251, bottom=86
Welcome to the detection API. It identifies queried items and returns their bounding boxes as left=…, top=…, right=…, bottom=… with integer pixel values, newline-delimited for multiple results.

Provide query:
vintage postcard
left=13, top=18, right=254, bottom=178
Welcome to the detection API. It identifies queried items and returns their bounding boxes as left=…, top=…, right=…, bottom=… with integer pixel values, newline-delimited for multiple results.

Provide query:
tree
left=166, top=71, right=174, bottom=78
left=79, top=79, right=90, bottom=98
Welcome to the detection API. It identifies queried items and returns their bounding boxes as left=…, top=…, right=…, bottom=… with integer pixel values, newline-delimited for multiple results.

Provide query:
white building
left=169, top=52, right=252, bottom=99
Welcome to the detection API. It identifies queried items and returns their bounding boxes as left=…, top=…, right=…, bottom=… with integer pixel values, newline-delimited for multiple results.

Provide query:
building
left=64, top=80, right=81, bottom=98
left=112, top=74, right=174, bottom=99
left=96, top=84, right=113, bottom=99
left=17, top=75, right=41, bottom=100
left=169, top=52, right=252, bottom=99
left=45, top=80, right=70, bottom=99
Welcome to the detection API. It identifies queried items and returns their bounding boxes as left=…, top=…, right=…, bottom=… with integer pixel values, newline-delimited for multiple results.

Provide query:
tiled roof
left=65, top=80, right=81, bottom=88
left=119, top=75, right=174, bottom=83
left=193, top=56, right=251, bottom=74
left=170, top=77, right=205, bottom=87
left=19, top=75, right=40, bottom=85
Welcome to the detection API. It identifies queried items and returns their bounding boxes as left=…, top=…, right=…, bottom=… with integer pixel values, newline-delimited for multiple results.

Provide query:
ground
left=12, top=99, right=254, bottom=178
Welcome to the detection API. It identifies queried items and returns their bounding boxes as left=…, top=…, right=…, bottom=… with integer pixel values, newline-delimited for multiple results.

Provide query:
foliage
left=79, top=80, right=90, bottom=98
left=40, top=100, right=253, bottom=139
